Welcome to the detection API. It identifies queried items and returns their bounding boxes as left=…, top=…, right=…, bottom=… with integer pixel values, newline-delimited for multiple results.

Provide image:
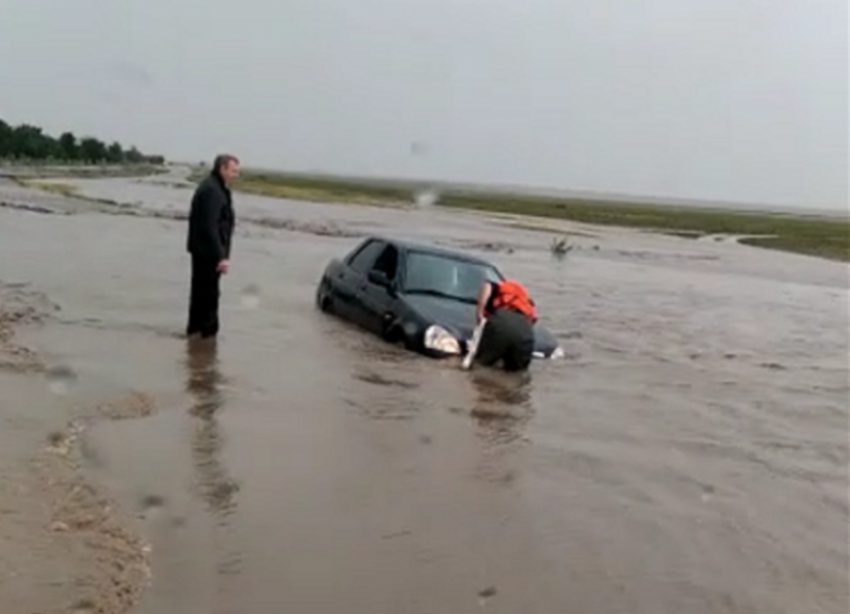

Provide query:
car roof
left=366, top=235, right=497, bottom=268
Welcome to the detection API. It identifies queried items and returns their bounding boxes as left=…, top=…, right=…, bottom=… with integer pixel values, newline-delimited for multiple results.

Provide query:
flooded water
left=0, top=170, right=847, bottom=613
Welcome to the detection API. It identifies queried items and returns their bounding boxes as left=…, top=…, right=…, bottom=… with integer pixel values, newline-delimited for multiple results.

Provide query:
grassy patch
left=234, top=175, right=405, bottom=207
left=439, top=192, right=848, bottom=262
left=737, top=234, right=848, bottom=261
left=190, top=168, right=415, bottom=207
left=16, top=179, right=80, bottom=198
left=194, top=169, right=849, bottom=262
left=1, top=161, right=166, bottom=180
left=16, top=178, right=125, bottom=208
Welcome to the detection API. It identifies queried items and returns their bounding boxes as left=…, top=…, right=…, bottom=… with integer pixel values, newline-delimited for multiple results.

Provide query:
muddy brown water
left=0, top=170, right=848, bottom=614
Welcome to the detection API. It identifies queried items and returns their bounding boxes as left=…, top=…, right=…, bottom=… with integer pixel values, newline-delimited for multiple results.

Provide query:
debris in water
left=46, top=363, right=78, bottom=394
left=550, top=236, right=574, bottom=259
left=70, top=597, right=97, bottom=613
left=240, top=283, right=262, bottom=309
left=47, top=430, right=66, bottom=448
left=478, top=586, right=498, bottom=606
left=381, top=529, right=412, bottom=540
left=140, top=494, right=166, bottom=510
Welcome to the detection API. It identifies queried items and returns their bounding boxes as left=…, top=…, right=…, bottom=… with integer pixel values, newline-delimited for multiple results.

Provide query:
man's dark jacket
left=186, top=172, right=234, bottom=261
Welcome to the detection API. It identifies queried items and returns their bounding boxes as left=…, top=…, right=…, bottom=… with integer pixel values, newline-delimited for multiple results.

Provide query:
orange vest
left=490, top=280, right=537, bottom=323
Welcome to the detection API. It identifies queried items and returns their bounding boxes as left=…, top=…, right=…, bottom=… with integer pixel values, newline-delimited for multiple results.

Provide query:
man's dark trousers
left=474, top=308, right=535, bottom=371
left=187, top=255, right=222, bottom=338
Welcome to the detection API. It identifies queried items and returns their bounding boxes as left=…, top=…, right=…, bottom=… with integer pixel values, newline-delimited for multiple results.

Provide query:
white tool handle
left=462, top=318, right=487, bottom=370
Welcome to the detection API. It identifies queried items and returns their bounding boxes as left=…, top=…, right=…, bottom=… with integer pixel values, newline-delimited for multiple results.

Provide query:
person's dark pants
left=474, top=308, right=535, bottom=371
left=187, top=255, right=221, bottom=338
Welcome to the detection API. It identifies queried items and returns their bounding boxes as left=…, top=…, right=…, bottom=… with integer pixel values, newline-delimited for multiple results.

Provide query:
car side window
left=348, top=240, right=385, bottom=274
left=371, top=245, right=399, bottom=281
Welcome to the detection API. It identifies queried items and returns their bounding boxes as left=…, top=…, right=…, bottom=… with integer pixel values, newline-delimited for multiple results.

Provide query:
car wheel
left=386, top=324, right=415, bottom=350
left=318, top=292, right=333, bottom=313
left=384, top=324, right=402, bottom=343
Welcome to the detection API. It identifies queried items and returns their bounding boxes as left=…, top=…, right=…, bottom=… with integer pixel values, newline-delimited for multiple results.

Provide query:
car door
left=357, top=244, right=401, bottom=336
left=333, top=239, right=385, bottom=324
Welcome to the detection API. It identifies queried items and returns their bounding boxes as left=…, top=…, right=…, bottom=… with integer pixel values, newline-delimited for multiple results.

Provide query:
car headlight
left=423, top=325, right=461, bottom=355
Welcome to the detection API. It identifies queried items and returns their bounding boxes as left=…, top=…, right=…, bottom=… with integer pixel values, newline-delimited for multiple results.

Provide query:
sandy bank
left=0, top=283, right=153, bottom=613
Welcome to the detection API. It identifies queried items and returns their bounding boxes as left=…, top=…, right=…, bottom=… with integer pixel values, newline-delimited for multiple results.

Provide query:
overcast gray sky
left=0, top=0, right=846, bottom=209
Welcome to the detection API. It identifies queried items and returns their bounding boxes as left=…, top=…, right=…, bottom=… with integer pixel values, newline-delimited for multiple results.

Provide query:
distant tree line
left=0, top=118, right=165, bottom=165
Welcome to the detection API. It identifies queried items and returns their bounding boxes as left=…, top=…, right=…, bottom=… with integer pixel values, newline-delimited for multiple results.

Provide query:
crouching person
left=472, top=279, right=538, bottom=371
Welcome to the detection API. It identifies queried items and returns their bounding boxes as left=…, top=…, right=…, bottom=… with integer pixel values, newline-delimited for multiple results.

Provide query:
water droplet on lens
left=46, top=364, right=77, bottom=395
left=240, top=283, right=261, bottom=308
left=414, top=190, right=439, bottom=208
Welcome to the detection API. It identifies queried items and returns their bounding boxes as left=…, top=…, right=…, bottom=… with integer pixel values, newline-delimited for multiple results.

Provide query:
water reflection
left=468, top=369, right=533, bottom=445
left=184, top=338, right=239, bottom=519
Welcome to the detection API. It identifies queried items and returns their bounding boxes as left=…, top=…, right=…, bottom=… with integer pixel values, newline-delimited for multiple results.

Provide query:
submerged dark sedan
left=315, top=236, right=564, bottom=360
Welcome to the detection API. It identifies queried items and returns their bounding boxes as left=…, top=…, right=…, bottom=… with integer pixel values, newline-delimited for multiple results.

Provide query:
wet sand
left=0, top=172, right=847, bottom=613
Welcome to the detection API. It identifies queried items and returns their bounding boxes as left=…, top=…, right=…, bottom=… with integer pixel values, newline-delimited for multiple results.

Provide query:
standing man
left=186, top=154, right=239, bottom=339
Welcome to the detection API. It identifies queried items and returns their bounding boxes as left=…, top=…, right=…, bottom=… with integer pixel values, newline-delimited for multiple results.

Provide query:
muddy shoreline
left=0, top=285, right=152, bottom=613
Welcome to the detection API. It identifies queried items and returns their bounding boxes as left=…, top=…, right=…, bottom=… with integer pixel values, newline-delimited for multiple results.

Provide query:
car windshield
left=403, top=250, right=502, bottom=303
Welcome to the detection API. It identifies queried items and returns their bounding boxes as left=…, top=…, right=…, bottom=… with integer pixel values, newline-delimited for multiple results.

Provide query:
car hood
left=403, top=294, right=477, bottom=339
left=402, top=293, right=561, bottom=354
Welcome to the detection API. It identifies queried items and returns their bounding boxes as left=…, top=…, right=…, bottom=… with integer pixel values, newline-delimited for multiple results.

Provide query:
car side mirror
left=368, top=270, right=393, bottom=292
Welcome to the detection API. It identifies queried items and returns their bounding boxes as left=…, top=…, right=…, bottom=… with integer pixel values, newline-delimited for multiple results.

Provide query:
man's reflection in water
left=184, top=338, right=239, bottom=518
left=468, top=369, right=533, bottom=445
left=467, top=369, right=533, bottom=486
